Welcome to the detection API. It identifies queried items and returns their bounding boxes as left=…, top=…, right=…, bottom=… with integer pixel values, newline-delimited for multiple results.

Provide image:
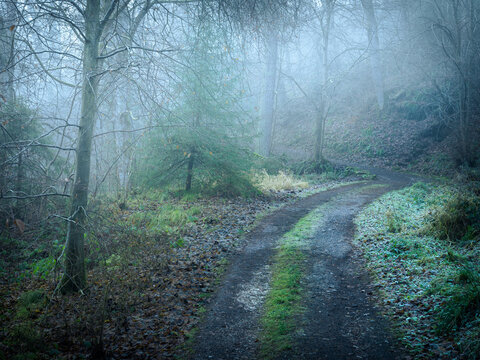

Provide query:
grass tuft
left=253, top=170, right=309, bottom=193
left=425, top=192, right=480, bottom=242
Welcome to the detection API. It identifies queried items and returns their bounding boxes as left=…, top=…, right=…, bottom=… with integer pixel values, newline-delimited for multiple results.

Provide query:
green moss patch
left=259, top=206, right=327, bottom=358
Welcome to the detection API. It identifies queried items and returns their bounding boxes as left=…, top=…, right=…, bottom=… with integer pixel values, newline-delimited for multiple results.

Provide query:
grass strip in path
left=259, top=205, right=327, bottom=358
left=260, top=183, right=390, bottom=359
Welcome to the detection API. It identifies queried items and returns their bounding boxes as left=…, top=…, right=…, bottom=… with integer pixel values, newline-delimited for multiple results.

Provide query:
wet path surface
left=283, top=185, right=402, bottom=360
left=193, top=169, right=419, bottom=360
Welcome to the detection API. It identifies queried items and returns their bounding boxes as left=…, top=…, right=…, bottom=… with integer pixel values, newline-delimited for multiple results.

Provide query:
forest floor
left=1, top=175, right=371, bottom=360
left=191, top=167, right=420, bottom=360
left=4, top=165, right=479, bottom=360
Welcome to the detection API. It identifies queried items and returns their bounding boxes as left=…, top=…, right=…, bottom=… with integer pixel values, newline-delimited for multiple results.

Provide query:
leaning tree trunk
left=260, top=30, right=278, bottom=157
left=361, top=0, right=385, bottom=110
left=61, top=0, right=101, bottom=293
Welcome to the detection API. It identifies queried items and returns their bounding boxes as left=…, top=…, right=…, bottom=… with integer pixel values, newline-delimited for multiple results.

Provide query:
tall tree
left=61, top=0, right=156, bottom=293
left=0, top=0, right=16, bottom=104
left=430, top=0, right=480, bottom=165
left=61, top=0, right=103, bottom=293
left=260, top=29, right=278, bottom=157
left=361, top=0, right=385, bottom=110
left=313, top=0, right=335, bottom=163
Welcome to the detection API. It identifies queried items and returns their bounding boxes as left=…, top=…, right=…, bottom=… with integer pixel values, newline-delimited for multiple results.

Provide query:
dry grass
left=253, top=170, right=309, bottom=193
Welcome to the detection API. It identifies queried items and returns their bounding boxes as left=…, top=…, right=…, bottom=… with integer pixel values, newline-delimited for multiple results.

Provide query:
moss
left=259, top=206, right=327, bottom=359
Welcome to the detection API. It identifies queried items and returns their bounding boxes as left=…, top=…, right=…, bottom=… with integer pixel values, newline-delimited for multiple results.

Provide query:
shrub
left=201, top=174, right=260, bottom=198
left=253, top=170, right=308, bottom=193
left=427, top=193, right=480, bottom=242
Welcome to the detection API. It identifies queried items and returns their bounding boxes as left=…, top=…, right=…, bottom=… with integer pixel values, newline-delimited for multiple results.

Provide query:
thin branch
left=93, top=125, right=160, bottom=138
left=98, top=45, right=180, bottom=60
left=1, top=193, right=70, bottom=200
left=24, top=40, right=78, bottom=88
left=99, top=0, right=122, bottom=35
left=1, top=143, right=76, bottom=151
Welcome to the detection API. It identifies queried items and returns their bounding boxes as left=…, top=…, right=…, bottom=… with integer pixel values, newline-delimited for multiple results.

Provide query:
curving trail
left=193, top=168, right=419, bottom=360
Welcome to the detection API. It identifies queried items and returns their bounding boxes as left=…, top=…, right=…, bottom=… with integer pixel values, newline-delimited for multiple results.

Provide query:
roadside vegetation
left=354, top=181, right=480, bottom=359
left=1, top=163, right=363, bottom=359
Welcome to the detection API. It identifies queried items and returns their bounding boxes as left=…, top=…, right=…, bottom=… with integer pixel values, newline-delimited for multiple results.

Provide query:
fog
left=1, top=0, right=479, bottom=213
left=1, top=1, right=480, bottom=357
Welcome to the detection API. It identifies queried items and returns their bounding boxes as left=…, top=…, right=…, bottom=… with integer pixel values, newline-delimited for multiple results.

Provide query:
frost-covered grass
left=354, top=182, right=480, bottom=359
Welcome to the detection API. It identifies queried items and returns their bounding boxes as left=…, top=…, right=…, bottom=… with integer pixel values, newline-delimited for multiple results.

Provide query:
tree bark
left=185, top=152, right=194, bottom=191
left=61, top=0, right=101, bottom=293
left=260, top=30, right=278, bottom=157
left=15, top=151, right=24, bottom=219
left=0, top=0, right=16, bottom=104
left=314, top=0, right=333, bottom=163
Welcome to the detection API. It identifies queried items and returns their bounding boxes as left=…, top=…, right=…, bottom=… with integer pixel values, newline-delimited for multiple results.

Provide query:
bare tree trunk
left=185, top=152, right=194, bottom=191
left=314, top=1, right=333, bottom=163
left=314, top=102, right=326, bottom=163
left=61, top=0, right=101, bottom=293
left=15, top=151, right=24, bottom=218
left=260, top=30, right=278, bottom=157
left=361, top=0, right=385, bottom=110
left=0, top=0, right=16, bottom=104
left=464, top=0, right=476, bottom=166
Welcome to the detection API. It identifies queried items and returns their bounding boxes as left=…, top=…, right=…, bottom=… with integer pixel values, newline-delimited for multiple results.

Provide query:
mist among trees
left=1, top=0, right=479, bottom=359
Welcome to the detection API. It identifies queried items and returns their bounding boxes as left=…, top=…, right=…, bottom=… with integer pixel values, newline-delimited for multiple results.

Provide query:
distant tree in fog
left=429, top=0, right=480, bottom=165
left=360, top=0, right=384, bottom=110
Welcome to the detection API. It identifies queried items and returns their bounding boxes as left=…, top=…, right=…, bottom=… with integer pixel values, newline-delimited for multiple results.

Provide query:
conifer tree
left=135, top=19, right=255, bottom=196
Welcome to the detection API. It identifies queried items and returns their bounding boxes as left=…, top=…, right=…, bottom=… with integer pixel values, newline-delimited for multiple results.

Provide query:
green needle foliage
left=133, top=19, right=257, bottom=197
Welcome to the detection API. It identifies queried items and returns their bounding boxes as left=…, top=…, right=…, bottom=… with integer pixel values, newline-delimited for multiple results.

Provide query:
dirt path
left=192, top=169, right=419, bottom=359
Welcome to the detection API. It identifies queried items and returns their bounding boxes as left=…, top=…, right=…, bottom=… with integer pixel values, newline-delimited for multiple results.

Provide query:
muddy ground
left=192, top=168, right=419, bottom=360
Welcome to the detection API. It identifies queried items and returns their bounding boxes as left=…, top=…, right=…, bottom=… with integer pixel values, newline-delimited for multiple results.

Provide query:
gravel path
left=193, top=168, right=420, bottom=360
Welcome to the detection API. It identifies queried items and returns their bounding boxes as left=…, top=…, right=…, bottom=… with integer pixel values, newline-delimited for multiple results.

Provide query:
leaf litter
left=1, top=183, right=353, bottom=359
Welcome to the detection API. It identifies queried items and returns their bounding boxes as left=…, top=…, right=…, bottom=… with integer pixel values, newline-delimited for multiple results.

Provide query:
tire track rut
left=193, top=169, right=418, bottom=359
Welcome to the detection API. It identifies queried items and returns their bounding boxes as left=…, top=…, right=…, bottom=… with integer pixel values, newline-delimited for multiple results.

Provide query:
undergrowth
left=355, top=182, right=480, bottom=359
left=290, top=159, right=373, bottom=180
left=253, top=170, right=309, bottom=193
left=425, top=193, right=480, bottom=242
